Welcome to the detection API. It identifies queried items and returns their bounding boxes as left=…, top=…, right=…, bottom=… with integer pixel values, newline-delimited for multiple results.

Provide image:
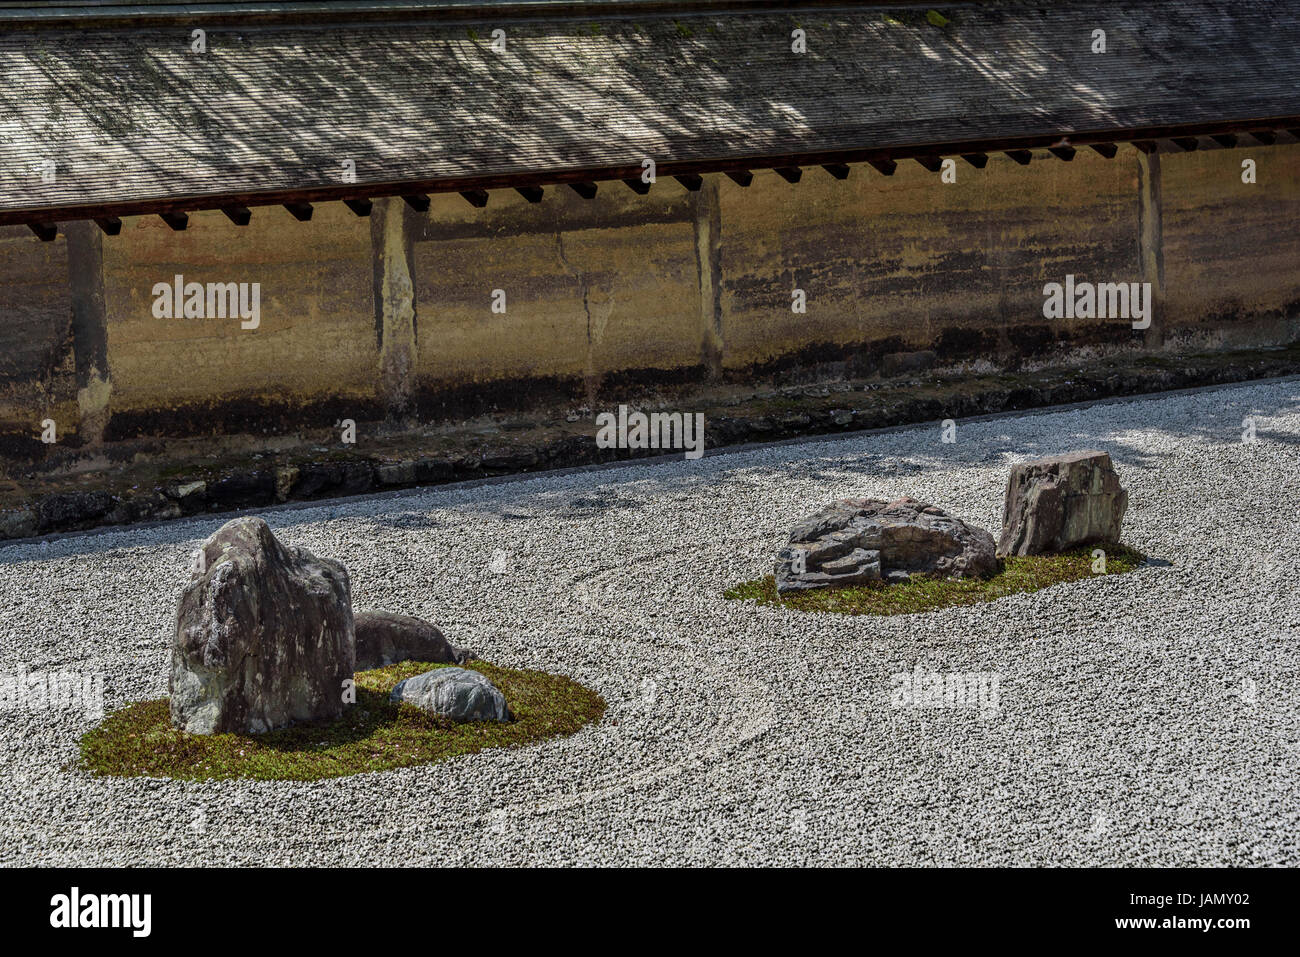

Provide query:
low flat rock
left=354, top=611, right=475, bottom=671
left=170, top=516, right=354, bottom=734
left=998, top=450, right=1128, bottom=556
left=390, top=667, right=511, bottom=723
left=776, top=496, right=1000, bottom=593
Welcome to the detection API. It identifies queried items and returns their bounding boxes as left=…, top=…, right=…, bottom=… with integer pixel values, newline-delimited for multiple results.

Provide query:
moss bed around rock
left=78, top=661, right=605, bottom=782
left=724, top=544, right=1148, bottom=617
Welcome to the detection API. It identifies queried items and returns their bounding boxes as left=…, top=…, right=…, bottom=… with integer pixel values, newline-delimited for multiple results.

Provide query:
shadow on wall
left=4, top=8, right=1266, bottom=207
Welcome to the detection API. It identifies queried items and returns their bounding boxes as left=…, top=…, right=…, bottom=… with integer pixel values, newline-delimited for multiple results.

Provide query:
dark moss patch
left=78, top=661, right=604, bottom=782
left=724, top=544, right=1147, bottom=617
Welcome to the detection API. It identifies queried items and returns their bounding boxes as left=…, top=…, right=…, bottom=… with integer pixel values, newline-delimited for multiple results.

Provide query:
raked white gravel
left=1, top=377, right=1298, bottom=866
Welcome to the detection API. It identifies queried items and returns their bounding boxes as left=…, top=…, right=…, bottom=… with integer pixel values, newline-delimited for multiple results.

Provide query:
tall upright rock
left=170, top=516, right=355, bottom=734
left=997, top=451, right=1128, bottom=556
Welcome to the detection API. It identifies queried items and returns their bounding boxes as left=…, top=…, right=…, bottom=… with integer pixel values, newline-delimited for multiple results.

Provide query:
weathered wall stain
left=1, top=143, right=1297, bottom=454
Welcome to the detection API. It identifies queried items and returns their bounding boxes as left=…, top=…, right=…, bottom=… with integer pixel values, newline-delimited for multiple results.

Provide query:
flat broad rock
left=390, top=667, right=512, bottom=723
left=776, top=496, right=1000, bottom=593
left=354, top=610, right=475, bottom=671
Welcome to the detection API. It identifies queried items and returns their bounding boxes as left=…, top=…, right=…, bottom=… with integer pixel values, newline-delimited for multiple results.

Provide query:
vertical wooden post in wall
left=372, top=196, right=419, bottom=417
left=64, top=221, right=111, bottom=443
left=692, top=173, right=724, bottom=378
left=1136, top=149, right=1165, bottom=349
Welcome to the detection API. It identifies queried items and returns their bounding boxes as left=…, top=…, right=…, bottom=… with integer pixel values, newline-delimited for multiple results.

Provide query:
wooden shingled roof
left=1, top=0, right=1298, bottom=226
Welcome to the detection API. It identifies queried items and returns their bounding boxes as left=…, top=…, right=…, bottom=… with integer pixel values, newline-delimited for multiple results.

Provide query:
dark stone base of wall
left=4, top=344, right=1300, bottom=542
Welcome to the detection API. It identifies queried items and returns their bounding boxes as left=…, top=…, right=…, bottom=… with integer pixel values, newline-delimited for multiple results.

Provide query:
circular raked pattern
left=1, top=378, right=1298, bottom=865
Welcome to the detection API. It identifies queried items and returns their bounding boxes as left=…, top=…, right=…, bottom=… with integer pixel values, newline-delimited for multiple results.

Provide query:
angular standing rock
left=776, top=497, right=1000, bottom=593
left=170, top=516, right=355, bottom=734
left=354, top=610, right=475, bottom=671
left=390, top=667, right=511, bottom=723
left=997, top=450, right=1128, bottom=556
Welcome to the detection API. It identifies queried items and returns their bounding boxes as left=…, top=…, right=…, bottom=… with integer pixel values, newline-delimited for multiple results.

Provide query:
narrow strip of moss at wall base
left=4, top=344, right=1300, bottom=542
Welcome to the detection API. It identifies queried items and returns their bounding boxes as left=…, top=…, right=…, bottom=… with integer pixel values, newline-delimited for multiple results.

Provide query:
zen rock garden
left=88, top=448, right=1129, bottom=780
left=774, top=450, right=1130, bottom=594
left=170, top=515, right=506, bottom=736
left=169, top=449, right=1126, bottom=739
left=23, top=378, right=1288, bottom=866
left=79, top=504, right=608, bottom=783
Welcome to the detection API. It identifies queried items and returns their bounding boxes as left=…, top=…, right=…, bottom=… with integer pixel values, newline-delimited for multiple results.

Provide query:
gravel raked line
left=1, top=377, right=1298, bottom=866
